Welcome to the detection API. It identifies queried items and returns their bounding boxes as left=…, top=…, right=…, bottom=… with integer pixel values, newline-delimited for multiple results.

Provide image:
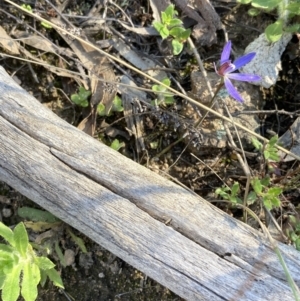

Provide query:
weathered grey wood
left=0, top=66, right=299, bottom=300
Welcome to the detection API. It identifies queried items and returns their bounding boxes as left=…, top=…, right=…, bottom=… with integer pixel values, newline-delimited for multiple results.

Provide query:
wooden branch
left=0, top=66, right=299, bottom=300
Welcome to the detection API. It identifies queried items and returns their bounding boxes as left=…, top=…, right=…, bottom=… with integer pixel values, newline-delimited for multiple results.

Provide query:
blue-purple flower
left=215, top=40, right=261, bottom=102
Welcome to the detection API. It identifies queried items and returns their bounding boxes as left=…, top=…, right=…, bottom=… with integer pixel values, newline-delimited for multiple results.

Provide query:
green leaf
left=0, top=250, right=15, bottom=273
left=251, top=137, right=262, bottom=151
left=263, top=150, right=270, bottom=160
left=247, top=191, right=257, bottom=205
left=71, top=87, right=90, bottom=107
left=286, top=3, right=300, bottom=15
left=153, top=21, right=169, bottom=39
left=161, top=78, right=171, bottom=86
left=172, top=39, right=183, bottom=55
left=39, top=270, right=47, bottom=288
left=78, top=86, right=91, bottom=99
left=21, top=262, right=40, bottom=301
left=97, top=103, right=106, bottom=116
left=55, top=241, right=66, bottom=267
left=2, top=265, right=22, bottom=301
left=268, top=135, right=278, bottom=146
left=0, top=271, right=6, bottom=290
left=215, top=186, right=230, bottom=199
left=112, top=96, right=123, bottom=112
left=164, top=4, right=176, bottom=20
left=40, top=21, right=52, bottom=29
left=169, top=19, right=183, bottom=27
left=45, top=268, right=64, bottom=289
left=110, top=139, right=125, bottom=151
left=267, top=187, right=282, bottom=197
left=152, top=84, right=163, bottom=92
left=248, top=8, right=261, bottom=16
left=260, top=176, right=270, bottom=187
left=265, top=20, right=283, bottom=43
left=34, top=257, right=55, bottom=270
left=0, top=244, right=15, bottom=254
left=164, top=96, right=175, bottom=104
left=263, top=197, right=273, bottom=210
left=169, top=27, right=191, bottom=41
left=23, top=221, right=61, bottom=233
left=67, top=229, right=87, bottom=253
left=0, top=223, right=15, bottom=247
left=178, top=29, right=191, bottom=41
left=152, top=20, right=163, bottom=31
left=18, top=207, right=59, bottom=223
left=265, top=150, right=279, bottom=161
left=251, top=178, right=263, bottom=194
left=13, top=223, right=28, bottom=258
left=289, top=215, right=297, bottom=225
left=231, top=182, right=240, bottom=196
left=71, top=95, right=88, bottom=107
left=270, top=196, right=281, bottom=208
left=251, top=0, right=281, bottom=10
left=290, top=231, right=298, bottom=242
left=21, top=4, right=33, bottom=12
left=169, top=26, right=185, bottom=38
left=161, top=11, right=169, bottom=24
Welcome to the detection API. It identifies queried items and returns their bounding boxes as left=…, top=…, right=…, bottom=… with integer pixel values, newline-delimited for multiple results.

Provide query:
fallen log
left=0, top=66, right=299, bottom=301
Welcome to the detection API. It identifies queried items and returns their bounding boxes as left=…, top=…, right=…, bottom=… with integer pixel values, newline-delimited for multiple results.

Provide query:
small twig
left=191, top=153, right=228, bottom=186
left=108, top=0, right=135, bottom=28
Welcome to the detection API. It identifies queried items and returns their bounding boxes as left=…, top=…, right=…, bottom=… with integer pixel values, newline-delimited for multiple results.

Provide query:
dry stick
left=4, top=0, right=300, bottom=162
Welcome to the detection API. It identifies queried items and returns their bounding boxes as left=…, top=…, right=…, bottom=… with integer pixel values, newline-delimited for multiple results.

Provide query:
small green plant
left=0, top=222, right=64, bottom=301
left=252, top=135, right=280, bottom=162
left=97, top=95, right=124, bottom=116
left=250, top=176, right=282, bottom=209
left=110, top=139, right=125, bottom=151
left=153, top=4, right=191, bottom=55
left=237, top=0, right=300, bottom=42
left=216, top=136, right=283, bottom=209
left=215, top=182, right=243, bottom=204
left=71, top=86, right=91, bottom=107
left=215, top=177, right=282, bottom=210
left=17, top=207, right=87, bottom=268
left=151, top=77, right=175, bottom=106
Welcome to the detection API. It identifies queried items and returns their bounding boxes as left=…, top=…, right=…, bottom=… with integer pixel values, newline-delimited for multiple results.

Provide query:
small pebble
left=2, top=207, right=12, bottom=218
left=64, top=249, right=75, bottom=266
left=98, top=272, right=105, bottom=278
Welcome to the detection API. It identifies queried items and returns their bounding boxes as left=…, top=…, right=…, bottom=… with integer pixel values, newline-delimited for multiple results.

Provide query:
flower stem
left=194, top=80, right=224, bottom=129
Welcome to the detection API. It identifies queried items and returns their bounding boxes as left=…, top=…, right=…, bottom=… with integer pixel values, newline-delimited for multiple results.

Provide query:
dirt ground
left=1, top=0, right=300, bottom=301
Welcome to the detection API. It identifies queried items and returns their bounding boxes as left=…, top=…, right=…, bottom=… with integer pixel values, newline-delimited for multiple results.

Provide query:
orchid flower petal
left=224, top=77, right=244, bottom=102
left=233, top=52, right=256, bottom=70
left=226, top=73, right=261, bottom=82
left=222, top=64, right=236, bottom=74
left=220, top=41, right=232, bottom=64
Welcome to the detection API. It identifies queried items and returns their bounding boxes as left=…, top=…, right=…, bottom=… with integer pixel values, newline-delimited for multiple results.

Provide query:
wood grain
left=0, top=66, right=299, bottom=301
